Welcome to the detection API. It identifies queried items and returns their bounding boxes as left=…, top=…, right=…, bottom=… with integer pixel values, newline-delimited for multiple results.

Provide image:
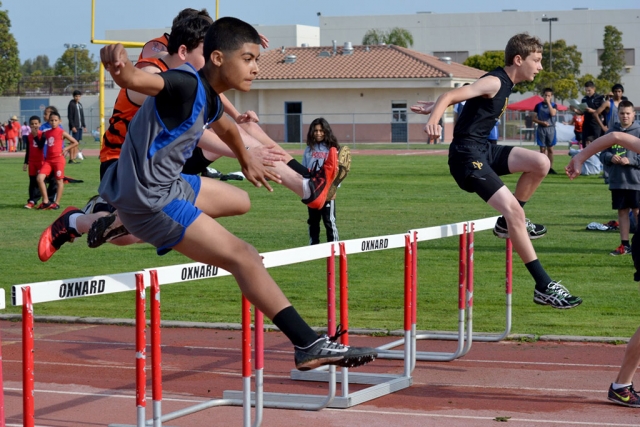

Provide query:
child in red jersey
left=36, top=112, right=78, bottom=209
left=22, top=116, right=46, bottom=208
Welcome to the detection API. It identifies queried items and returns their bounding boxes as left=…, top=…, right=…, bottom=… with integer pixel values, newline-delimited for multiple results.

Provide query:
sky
left=4, top=0, right=639, bottom=64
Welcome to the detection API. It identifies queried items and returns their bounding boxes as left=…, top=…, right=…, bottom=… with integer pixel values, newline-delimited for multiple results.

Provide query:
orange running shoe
left=38, top=206, right=82, bottom=262
left=303, top=147, right=338, bottom=210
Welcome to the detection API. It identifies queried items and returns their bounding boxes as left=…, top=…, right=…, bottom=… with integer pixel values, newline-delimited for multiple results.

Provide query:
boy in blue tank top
left=412, top=33, right=581, bottom=309
left=98, top=17, right=376, bottom=371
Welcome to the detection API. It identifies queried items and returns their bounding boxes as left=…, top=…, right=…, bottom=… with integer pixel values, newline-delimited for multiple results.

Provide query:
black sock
left=622, top=240, right=630, bottom=247
left=272, top=306, right=318, bottom=348
left=497, top=216, right=507, bottom=227
left=518, top=199, right=527, bottom=208
left=525, top=259, right=553, bottom=290
left=287, top=159, right=310, bottom=178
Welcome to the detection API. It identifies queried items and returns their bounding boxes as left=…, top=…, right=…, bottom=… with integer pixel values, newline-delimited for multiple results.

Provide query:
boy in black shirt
left=412, top=33, right=581, bottom=309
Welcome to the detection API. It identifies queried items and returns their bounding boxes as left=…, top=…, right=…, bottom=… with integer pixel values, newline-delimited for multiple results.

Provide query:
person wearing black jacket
left=67, top=90, right=86, bottom=163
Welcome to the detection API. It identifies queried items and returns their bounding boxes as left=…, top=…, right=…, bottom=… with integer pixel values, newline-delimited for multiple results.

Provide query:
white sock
left=612, top=382, right=632, bottom=390
left=302, top=178, right=311, bottom=200
left=68, top=213, right=82, bottom=234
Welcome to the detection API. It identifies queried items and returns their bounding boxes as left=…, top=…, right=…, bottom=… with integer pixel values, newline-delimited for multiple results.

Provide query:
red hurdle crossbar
left=135, top=274, right=146, bottom=427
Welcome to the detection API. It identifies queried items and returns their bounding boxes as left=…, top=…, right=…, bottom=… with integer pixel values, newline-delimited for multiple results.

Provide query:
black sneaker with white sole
left=87, top=212, right=130, bottom=248
left=534, top=281, right=582, bottom=309
left=493, top=216, right=547, bottom=240
left=294, top=329, right=377, bottom=371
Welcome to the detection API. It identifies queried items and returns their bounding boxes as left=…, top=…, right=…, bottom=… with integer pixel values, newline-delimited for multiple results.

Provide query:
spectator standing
left=599, top=100, right=640, bottom=256
left=21, top=121, right=30, bottom=151
left=6, top=117, right=18, bottom=152
left=567, top=107, right=584, bottom=144
left=533, top=88, right=558, bottom=174
left=23, top=116, right=45, bottom=209
left=579, top=81, right=605, bottom=148
left=302, top=118, right=350, bottom=245
left=67, top=90, right=86, bottom=164
left=524, top=113, right=534, bottom=141
left=596, top=83, right=627, bottom=133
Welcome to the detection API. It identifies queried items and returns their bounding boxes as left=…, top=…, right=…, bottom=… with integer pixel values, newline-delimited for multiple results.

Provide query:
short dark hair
left=203, top=17, right=261, bottom=62
left=612, top=83, right=624, bottom=92
left=542, top=87, right=553, bottom=95
left=72, top=90, right=81, bottom=96
left=504, top=33, right=542, bottom=66
left=172, top=8, right=210, bottom=26
left=584, top=81, right=595, bottom=88
left=619, top=100, right=634, bottom=110
left=167, top=14, right=213, bottom=55
left=44, top=106, right=59, bottom=116
left=29, top=115, right=40, bottom=123
left=49, top=111, right=61, bottom=119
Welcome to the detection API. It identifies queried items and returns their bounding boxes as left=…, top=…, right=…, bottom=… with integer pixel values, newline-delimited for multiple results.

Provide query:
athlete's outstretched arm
left=101, top=44, right=165, bottom=96
left=566, top=132, right=640, bottom=179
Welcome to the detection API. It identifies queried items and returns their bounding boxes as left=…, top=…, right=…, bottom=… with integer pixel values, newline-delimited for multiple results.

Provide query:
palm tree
left=362, top=27, right=414, bottom=48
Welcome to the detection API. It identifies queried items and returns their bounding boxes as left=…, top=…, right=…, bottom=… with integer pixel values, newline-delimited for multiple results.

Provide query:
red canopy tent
left=507, top=95, right=568, bottom=111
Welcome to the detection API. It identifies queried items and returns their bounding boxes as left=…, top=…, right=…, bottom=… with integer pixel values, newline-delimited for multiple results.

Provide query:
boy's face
left=184, top=42, right=205, bottom=71
left=612, top=88, right=624, bottom=100
left=518, top=51, right=542, bottom=82
left=584, top=86, right=595, bottom=96
left=29, top=119, right=40, bottom=134
left=618, top=107, right=634, bottom=128
left=216, top=43, right=260, bottom=92
left=43, top=109, right=50, bottom=121
left=73, top=94, right=81, bottom=102
left=543, top=91, right=553, bottom=102
left=49, top=115, right=60, bottom=128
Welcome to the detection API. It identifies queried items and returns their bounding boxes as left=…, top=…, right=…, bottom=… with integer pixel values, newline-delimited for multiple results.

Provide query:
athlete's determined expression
left=219, top=42, right=260, bottom=92
left=520, top=51, right=543, bottom=81
left=313, top=124, right=325, bottom=142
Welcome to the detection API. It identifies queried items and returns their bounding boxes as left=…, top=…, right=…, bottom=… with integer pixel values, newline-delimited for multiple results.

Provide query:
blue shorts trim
left=156, top=174, right=202, bottom=255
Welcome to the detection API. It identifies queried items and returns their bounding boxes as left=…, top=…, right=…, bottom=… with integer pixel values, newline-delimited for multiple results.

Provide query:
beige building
left=228, top=43, right=483, bottom=143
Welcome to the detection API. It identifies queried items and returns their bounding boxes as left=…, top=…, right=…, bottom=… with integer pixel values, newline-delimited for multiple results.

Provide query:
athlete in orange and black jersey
left=100, top=57, right=168, bottom=177
left=138, top=34, right=169, bottom=61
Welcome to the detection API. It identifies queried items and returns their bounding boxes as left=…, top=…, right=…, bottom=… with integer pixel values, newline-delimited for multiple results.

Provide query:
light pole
left=64, top=43, right=86, bottom=89
left=541, top=15, right=558, bottom=73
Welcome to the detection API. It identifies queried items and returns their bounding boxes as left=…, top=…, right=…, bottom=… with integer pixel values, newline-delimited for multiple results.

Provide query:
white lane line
left=330, top=408, right=638, bottom=426
left=3, top=387, right=205, bottom=403
left=462, top=358, right=620, bottom=368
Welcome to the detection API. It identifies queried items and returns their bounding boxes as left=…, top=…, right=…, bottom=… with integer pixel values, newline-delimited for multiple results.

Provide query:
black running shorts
left=448, top=142, right=513, bottom=202
left=611, top=189, right=640, bottom=210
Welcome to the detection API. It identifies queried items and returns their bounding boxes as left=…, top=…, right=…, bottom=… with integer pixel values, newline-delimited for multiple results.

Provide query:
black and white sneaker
left=493, top=216, right=547, bottom=240
left=294, top=329, right=377, bottom=371
left=534, top=281, right=582, bottom=309
left=87, top=212, right=130, bottom=248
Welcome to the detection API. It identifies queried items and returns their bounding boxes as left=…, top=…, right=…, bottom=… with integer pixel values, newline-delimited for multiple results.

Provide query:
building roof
left=256, top=44, right=485, bottom=81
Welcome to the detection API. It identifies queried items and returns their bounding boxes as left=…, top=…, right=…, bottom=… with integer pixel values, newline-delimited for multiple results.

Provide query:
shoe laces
left=548, top=281, right=571, bottom=298
left=322, top=324, right=349, bottom=349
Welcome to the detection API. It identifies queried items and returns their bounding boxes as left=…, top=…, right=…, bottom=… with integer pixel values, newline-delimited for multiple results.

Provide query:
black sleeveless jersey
left=452, top=67, right=513, bottom=145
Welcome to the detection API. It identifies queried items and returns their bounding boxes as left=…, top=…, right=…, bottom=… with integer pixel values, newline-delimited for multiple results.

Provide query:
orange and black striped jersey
left=100, top=57, right=168, bottom=163
left=138, top=34, right=169, bottom=61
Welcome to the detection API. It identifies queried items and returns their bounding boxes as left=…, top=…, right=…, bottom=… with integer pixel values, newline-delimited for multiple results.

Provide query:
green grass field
left=2, top=149, right=638, bottom=338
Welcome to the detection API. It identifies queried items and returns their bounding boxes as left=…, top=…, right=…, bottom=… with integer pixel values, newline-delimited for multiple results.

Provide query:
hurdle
left=0, top=288, right=5, bottom=427
left=9, top=215, right=511, bottom=424
left=109, top=271, right=266, bottom=427
left=11, top=271, right=265, bottom=427
left=251, top=235, right=415, bottom=409
left=376, top=216, right=513, bottom=363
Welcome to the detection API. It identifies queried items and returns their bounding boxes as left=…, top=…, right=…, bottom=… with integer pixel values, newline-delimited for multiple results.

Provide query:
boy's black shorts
left=181, top=147, right=211, bottom=175
left=448, top=142, right=513, bottom=202
left=611, top=189, right=640, bottom=210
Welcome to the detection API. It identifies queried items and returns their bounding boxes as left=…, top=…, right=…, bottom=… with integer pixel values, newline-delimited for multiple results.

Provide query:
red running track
left=2, top=319, right=640, bottom=427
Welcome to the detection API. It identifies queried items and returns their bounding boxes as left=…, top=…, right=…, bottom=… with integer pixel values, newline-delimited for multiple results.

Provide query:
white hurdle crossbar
left=376, top=216, right=513, bottom=363
left=263, top=234, right=414, bottom=408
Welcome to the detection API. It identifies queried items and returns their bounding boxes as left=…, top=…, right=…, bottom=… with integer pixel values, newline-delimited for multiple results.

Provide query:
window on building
left=433, top=51, right=469, bottom=64
left=596, top=48, right=635, bottom=66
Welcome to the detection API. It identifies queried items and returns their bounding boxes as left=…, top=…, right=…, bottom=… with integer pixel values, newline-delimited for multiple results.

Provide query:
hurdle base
left=224, top=375, right=411, bottom=409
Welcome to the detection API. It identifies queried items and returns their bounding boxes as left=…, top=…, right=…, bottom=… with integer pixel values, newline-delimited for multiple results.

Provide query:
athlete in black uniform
left=412, top=33, right=581, bottom=309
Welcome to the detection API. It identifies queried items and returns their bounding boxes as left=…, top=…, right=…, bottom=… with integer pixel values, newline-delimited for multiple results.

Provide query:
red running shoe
left=303, top=147, right=338, bottom=210
left=38, top=206, right=82, bottom=262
